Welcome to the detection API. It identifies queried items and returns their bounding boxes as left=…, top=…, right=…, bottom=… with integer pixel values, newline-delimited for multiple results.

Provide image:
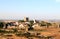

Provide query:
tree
left=18, top=20, right=24, bottom=22
left=40, top=21, right=52, bottom=28
left=46, top=23, right=52, bottom=28
left=40, top=21, right=46, bottom=26
left=0, top=22, right=4, bottom=28
left=29, top=20, right=34, bottom=26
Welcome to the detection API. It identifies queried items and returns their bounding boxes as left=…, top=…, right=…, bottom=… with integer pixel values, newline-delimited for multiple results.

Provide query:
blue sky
left=0, top=0, right=60, bottom=20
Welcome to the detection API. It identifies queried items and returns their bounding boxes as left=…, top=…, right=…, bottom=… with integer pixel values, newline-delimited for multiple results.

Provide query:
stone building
left=24, top=17, right=29, bottom=22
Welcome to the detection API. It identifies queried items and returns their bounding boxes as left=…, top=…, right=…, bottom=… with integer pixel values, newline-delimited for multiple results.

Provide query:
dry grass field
left=0, top=27, right=60, bottom=39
